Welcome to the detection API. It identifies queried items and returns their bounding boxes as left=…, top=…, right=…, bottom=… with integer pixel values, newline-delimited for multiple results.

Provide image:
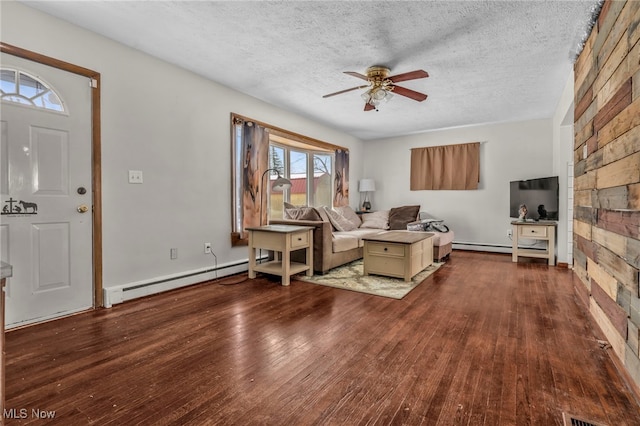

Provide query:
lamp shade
left=271, top=176, right=291, bottom=192
left=358, top=179, right=376, bottom=192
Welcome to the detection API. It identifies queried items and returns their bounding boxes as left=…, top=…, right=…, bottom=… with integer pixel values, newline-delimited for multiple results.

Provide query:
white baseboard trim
left=103, top=258, right=251, bottom=308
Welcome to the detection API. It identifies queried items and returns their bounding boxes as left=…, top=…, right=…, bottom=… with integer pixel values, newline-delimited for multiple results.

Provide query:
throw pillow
left=389, top=205, right=421, bottom=230
left=284, top=207, right=322, bottom=221
left=323, top=207, right=358, bottom=232
left=315, top=206, right=331, bottom=223
left=359, top=210, right=390, bottom=229
left=335, top=205, right=362, bottom=228
left=284, top=202, right=297, bottom=209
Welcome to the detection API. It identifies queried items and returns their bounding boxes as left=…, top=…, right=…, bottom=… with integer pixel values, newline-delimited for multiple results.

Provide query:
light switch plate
left=128, top=170, right=143, bottom=184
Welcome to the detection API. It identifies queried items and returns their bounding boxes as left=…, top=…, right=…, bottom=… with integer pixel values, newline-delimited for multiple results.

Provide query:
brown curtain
left=231, top=118, right=270, bottom=246
left=333, top=149, right=350, bottom=207
left=410, top=142, right=480, bottom=190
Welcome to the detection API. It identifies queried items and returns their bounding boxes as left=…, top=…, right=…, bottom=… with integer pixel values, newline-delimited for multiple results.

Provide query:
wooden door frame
left=0, top=42, right=104, bottom=308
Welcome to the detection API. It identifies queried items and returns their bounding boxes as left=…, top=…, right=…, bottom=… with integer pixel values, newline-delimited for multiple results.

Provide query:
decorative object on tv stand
left=359, top=178, right=376, bottom=211
left=260, top=168, right=292, bottom=226
left=518, top=204, right=528, bottom=222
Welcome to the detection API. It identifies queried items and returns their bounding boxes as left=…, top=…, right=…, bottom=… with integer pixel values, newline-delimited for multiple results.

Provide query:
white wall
left=362, top=119, right=556, bottom=252
left=1, top=2, right=364, bottom=296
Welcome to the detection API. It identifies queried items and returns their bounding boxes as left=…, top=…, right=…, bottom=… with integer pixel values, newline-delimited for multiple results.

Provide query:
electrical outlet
left=170, top=248, right=178, bottom=259
left=128, top=170, right=143, bottom=184
left=507, top=229, right=513, bottom=238
left=204, top=243, right=212, bottom=254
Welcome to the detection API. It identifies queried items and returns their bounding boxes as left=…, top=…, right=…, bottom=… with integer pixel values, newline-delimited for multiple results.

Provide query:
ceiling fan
left=323, top=66, right=429, bottom=111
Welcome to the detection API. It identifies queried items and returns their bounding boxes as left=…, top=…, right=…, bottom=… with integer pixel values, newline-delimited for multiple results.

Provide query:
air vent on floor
left=562, top=412, right=606, bottom=426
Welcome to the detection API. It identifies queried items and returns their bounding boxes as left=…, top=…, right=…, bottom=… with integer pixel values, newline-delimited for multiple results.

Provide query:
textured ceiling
left=21, top=1, right=600, bottom=140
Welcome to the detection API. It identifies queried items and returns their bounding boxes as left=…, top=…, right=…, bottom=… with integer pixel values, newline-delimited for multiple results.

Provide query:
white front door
left=0, top=53, right=93, bottom=327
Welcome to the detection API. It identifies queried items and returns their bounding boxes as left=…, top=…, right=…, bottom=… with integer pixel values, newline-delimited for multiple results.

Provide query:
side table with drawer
left=511, top=221, right=557, bottom=266
left=246, top=224, right=314, bottom=286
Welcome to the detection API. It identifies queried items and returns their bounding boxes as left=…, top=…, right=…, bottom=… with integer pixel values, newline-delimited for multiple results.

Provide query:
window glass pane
left=2, top=95, right=30, bottom=105
left=267, top=140, right=335, bottom=220
left=0, top=69, right=65, bottom=112
left=0, top=70, right=16, bottom=94
left=269, top=145, right=285, bottom=175
left=289, top=150, right=307, bottom=207
left=33, top=91, right=64, bottom=111
left=269, top=146, right=286, bottom=219
left=313, top=154, right=332, bottom=207
left=233, top=124, right=244, bottom=230
left=19, top=72, right=47, bottom=98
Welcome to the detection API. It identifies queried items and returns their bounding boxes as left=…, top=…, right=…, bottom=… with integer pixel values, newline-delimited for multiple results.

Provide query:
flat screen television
left=509, top=176, right=559, bottom=220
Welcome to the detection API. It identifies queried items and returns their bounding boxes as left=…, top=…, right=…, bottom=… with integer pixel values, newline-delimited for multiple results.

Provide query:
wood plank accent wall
left=573, top=0, right=640, bottom=389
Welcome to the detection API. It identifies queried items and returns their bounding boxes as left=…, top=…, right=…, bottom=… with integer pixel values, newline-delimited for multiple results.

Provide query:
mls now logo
left=4, top=408, right=56, bottom=419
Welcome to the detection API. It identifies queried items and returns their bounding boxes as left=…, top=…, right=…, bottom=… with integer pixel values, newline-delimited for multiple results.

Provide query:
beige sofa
left=269, top=205, right=420, bottom=274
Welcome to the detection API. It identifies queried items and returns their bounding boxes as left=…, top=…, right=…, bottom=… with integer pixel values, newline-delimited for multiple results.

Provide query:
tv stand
left=511, top=221, right=556, bottom=266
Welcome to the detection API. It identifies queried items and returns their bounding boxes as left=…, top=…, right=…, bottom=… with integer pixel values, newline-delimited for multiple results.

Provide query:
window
left=230, top=114, right=348, bottom=246
left=0, top=69, right=65, bottom=112
left=268, top=141, right=334, bottom=219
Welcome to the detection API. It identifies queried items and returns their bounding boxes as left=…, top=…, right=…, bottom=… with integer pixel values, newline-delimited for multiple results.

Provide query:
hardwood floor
left=5, top=251, right=640, bottom=425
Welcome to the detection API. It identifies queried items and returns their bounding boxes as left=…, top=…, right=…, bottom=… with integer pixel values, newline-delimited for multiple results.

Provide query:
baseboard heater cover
left=103, top=257, right=261, bottom=308
left=452, top=241, right=512, bottom=254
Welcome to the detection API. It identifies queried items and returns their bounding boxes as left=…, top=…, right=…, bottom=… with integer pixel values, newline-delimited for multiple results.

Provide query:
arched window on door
left=0, top=68, right=65, bottom=113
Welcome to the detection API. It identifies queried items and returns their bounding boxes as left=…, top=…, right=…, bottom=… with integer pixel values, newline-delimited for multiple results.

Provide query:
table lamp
left=359, top=179, right=376, bottom=211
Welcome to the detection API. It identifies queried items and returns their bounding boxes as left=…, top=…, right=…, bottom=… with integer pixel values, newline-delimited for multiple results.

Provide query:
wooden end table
left=246, top=225, right=314, bottom=286
left=511, top=221, right=556, bottom=266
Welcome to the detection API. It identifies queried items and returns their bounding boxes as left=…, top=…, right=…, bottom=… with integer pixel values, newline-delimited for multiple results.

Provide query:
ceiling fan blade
left=344, top=71, right=369, bottom=81
left=322, top=85, right=369, bottom=98
left=364, top=102, right=375, bottom=111
left=391, top=85, right=428, bottom=102
left=388, top=69, right=429, bottom=83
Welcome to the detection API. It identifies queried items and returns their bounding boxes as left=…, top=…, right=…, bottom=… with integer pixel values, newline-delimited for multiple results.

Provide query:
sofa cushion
left=324, top=207, right=358, bottom=232
left=360, top=210, right=390, bottom=229
left=335, top=205, right=361, bottom=228
left=332, top=232, right=359, bottom=252
left=431, top=230, right=455, bottom=247
left=389, top=205, right=420, bottom=230
left=349, top=228, right=386, bottom=247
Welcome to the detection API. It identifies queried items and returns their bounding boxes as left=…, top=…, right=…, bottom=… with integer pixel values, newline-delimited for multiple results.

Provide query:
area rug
left=296, top=259, right=442, bottom=299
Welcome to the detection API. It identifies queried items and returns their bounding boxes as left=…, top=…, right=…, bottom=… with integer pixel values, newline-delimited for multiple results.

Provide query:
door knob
left=77, top=205, right=89, bottom=213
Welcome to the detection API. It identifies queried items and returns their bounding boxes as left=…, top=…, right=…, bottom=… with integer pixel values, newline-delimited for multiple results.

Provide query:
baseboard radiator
left=103, top=258, right=255, bottom=308
left=453, top=240, right=549, bottom=254
left=453, top=241, right=512, bottom=254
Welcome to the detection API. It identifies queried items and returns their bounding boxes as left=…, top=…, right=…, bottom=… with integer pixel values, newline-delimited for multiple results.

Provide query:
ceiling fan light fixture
left=372, top=87, right=387, bottom=101
left=323, top=65, right=427, bottom=111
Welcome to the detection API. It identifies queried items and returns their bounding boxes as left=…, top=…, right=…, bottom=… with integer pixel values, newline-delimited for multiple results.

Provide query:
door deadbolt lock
left=77, top=205, right=89, bottom=213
